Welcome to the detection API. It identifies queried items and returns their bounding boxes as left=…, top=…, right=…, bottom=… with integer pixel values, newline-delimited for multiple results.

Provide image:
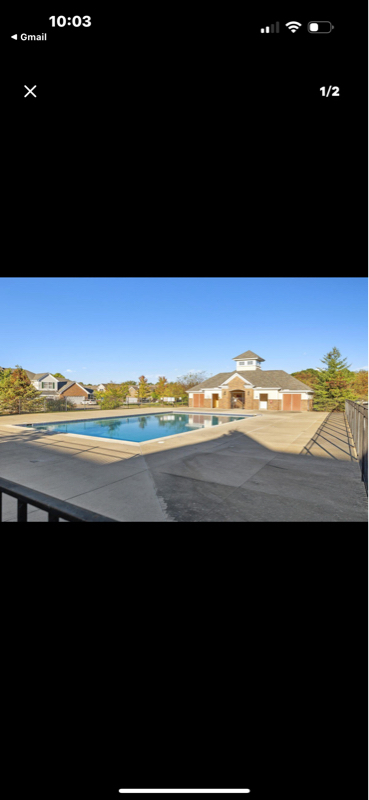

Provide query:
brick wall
left=245, top=390, right=253, bottom=410
left=268, top=399, right=279, bottom=411
left=188, top=397, right=193, bottom=407
left=204, top=398, right=212, bottom=408
left=228, top=376, right=247, bottom=391
left=219, top=392, right=230, bottom=409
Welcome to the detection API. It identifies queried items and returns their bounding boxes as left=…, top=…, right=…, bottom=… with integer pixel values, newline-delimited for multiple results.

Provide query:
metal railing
left=345, top=400, right=368, bottom=495
left=0, top=477, right=118, bottom=522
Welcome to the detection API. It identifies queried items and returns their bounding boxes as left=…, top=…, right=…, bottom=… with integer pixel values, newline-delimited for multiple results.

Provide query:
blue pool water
left=22, top=413, right=250, bottom=443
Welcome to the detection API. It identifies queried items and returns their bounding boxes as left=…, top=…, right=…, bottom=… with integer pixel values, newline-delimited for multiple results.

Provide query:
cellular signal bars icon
left=260, top=22, right=280, bottom=33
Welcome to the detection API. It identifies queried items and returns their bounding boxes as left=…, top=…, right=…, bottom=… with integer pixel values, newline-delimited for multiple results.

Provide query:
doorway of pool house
left=212, top=393, right=220, bottom=408
left=259, top=393, right=268, bottom=410
left=231, top=391, right=245, bottom=409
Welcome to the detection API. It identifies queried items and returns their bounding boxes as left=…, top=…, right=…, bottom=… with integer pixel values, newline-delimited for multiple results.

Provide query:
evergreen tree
left=313, top=348, right=357, bottom=411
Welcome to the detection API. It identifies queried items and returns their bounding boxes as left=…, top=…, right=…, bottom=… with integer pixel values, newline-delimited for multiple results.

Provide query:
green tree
left=290, top=368, right=320, bottom=390
left=0, top=368, right=43, bottom=414
left=0, top=368, right=12, bottom=386
left=163, top=382, right=183, bottom=402
left=351, top=370, right=368, bottom=400
left=95, top=384, right=124, bottom=410
left=137, top=375, right=151, bottom=401
left=313, top=348, right=358, bottom=411
left=53, top=373, right=66, bottom=380
left=155, top=376, right=168, bottom=398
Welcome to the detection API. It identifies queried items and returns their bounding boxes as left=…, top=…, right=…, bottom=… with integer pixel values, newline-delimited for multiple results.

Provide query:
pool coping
left=10, top=412, right=259, bottom=447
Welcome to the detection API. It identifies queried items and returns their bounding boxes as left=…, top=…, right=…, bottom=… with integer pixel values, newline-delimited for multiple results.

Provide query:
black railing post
left=17, top=500, right=27, bottom=521
left=0, top=476, right=118, bottom=521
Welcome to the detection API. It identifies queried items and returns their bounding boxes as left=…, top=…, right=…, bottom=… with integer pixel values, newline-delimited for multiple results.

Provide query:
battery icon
left=308, top=21, right=334, bottom=33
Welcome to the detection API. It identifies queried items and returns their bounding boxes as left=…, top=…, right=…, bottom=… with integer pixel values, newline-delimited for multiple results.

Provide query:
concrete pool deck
left=0, top=407, right=367, bottom=522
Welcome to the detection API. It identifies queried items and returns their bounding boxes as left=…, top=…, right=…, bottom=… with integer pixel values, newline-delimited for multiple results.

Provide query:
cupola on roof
left=232, top=350, right=265, bottom=362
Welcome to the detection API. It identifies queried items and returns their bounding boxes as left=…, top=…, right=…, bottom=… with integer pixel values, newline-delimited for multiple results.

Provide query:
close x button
left=24, top=85, right=37, bottom=98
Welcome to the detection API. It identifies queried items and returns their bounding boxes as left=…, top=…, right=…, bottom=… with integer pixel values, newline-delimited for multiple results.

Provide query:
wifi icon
left=285, top=20, right=302, bottom=33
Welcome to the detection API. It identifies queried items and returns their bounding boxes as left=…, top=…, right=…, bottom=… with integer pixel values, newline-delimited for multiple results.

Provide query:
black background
left=7, top=5, right=368, bottom=798
left=8, top=3, right=368, bottom=267
left=10, top=534, right=367, bottom=800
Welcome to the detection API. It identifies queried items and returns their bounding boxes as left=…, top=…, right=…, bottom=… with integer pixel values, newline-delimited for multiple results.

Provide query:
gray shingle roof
left=233, top=350, right=265, bottom=361
left=33, top=373, right=50, bottom=381
left=250, top=371, right=313, bottom=391
left=190, top=372, right=235, bottom=392
left=189, top=370, right=313, bottom=392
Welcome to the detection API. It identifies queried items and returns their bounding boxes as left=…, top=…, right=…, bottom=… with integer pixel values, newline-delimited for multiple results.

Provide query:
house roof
left=250, top=371, right=313, bottom=391
left=190, top=372, right=235, bottom=392
left=189, top=370, right=313, bottom=393
left=32, top=373, right=51, bottom=381
left=233, top=350, right=265, bottom=361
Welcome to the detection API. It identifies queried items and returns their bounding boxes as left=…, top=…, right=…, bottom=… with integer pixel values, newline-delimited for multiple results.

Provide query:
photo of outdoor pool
left=21, top=413, right=251, bottom=443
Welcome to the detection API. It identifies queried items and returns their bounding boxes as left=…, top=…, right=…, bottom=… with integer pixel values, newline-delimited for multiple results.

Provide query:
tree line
left=94, top=372, right=209, bottom=410
left=0, top=352, right=366, bottom=415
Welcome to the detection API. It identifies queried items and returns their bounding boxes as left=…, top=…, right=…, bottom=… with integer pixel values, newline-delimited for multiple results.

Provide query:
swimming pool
left=21, top=412, right=251, bottom=443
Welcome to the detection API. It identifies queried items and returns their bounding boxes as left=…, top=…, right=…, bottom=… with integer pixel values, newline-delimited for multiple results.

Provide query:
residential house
left=1, top=368, right=97, bottom=405
left=187, top=350, right=314, bottom=412
left=30, top=373, right=96, bottom=404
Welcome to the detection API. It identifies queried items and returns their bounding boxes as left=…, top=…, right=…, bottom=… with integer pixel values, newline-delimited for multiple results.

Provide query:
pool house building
left=188, top=350, right=314, bottom=412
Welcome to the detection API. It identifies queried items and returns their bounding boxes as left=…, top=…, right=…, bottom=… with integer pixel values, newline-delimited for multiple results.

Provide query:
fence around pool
left=345, top=400, right=368, bottom=495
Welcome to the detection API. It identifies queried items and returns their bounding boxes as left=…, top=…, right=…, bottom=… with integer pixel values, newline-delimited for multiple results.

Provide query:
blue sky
left=1, top=278, right=367, bottom=383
